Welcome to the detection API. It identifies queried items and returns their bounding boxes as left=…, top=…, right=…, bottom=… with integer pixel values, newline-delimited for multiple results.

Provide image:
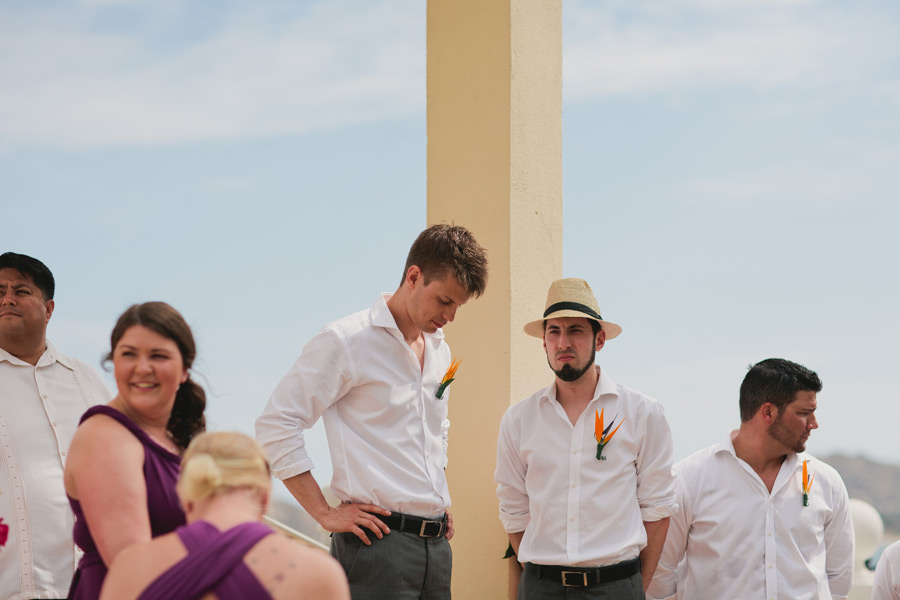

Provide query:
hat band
left=543, top=301, right=603, bottom=321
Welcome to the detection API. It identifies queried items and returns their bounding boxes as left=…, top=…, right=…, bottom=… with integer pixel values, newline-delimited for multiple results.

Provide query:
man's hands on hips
left=444, top=510, right=454, bottom=540
left=324, top=502, right=392, bottom=545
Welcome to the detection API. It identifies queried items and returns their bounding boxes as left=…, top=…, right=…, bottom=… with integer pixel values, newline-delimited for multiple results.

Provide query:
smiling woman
left=63, top=302, right=207, bottom=600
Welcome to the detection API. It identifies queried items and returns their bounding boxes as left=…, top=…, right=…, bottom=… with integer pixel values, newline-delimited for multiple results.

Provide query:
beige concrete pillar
left=427, top=1, right=562, bottom=597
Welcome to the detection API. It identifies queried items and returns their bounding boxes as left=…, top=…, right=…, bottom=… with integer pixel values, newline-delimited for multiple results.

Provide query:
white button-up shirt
left=255, top=294, right=452, bottom=518
left=495, top=367, right=677, bottom=567
left=873, top=539, right=900, bottom=600
left=648, top=432, right=855, bottom=600
left=0, top=342, right=110, bottom=600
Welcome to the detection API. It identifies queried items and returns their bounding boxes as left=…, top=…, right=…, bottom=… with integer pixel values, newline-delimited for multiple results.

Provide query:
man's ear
left=760, top=402, right=779, bottom=425
left=45, top=298, right=55, bottom=322
left=595, top=328, right=606, bottom=352
left=405, top=265, right=423, bottom=289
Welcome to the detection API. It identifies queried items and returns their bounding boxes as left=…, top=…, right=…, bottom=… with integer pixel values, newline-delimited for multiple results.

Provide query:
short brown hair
left=739, top=358, right=822, bottom=422
left=401, top=224, right=488, bottom=297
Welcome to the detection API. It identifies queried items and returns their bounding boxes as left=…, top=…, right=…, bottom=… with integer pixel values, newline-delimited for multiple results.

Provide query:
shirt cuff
left=500, top=512, right=530, bottom=534
left=640, top=502, right=678, bottom=522
left=270, top=456, right=316, bottom=481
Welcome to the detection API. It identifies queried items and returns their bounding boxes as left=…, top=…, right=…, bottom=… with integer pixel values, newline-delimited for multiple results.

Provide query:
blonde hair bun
left=179, top=453, right=223, bottom=501
left=176, top=432, right=271, bottom=503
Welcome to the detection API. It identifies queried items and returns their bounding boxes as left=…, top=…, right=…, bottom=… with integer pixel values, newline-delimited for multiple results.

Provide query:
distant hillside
left=822, top=453, right=900, bottom=534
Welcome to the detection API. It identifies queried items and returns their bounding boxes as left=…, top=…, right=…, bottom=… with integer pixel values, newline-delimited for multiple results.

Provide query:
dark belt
left=381, top=511, right=447, bottom=538
left=524, top=557, right=641, bottom=587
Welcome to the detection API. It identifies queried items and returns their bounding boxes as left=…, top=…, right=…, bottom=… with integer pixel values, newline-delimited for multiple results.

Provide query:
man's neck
left=731, top=428, right=789, bottom=484
left=0, top=337, right=47, bottom=366
left=554, top=366, right=600, bottom=425
left=386, top=290, right=423, bottom=346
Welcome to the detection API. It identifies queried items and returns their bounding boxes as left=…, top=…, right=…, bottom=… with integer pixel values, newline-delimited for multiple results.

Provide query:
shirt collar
left=715, top=429, right=805, bottom=471
left=370, top=293, right=446, bottom=344
left=0, top=339, right=75, bottom=370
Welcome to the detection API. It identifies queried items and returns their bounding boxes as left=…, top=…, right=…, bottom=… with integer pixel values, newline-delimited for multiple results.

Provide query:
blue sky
left=3, top=0, right=898, bottom=490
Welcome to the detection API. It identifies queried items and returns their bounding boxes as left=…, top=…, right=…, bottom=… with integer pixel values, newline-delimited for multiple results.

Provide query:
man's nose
left=444, top=305, right=458, bottom=323
left=809, top=415, right=818, bottom=430
left=0, top=290, right=15, bottom=305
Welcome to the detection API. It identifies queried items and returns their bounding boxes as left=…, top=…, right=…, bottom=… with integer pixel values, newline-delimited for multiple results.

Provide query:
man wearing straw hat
left=495, top=278, right=677, bottom=598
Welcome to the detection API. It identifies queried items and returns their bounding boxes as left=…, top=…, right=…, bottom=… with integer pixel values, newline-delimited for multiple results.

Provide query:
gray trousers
left=518, top=569, right=644, bottom=600
left=331, top=531, right=452, bottom=600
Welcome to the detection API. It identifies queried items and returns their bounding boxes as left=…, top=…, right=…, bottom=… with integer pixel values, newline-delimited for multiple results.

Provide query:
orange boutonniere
left=594, top=407, right=624, bottom=461
left=802, top=459, right=814, bottom=507
left=436, top=358, right=461, bottom=399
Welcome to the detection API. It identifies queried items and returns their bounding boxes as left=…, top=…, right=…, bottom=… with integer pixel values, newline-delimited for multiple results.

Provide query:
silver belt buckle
left=561, top=571, right=588, bottom=587
left=418, top=519, right=443, bottom=537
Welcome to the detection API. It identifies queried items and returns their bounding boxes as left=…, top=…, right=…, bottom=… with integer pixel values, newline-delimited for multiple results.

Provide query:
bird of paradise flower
left=594, top=407, right=624, bottom=460
left=802, top=460, right=814, bottom=507
left=436, top=358, right=461, bottom=399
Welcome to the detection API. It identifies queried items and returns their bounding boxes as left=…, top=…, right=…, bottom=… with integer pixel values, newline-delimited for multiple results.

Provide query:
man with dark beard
left=647, top=358, right=855, bottom=600
left=495, top=278, right=677, bottom=599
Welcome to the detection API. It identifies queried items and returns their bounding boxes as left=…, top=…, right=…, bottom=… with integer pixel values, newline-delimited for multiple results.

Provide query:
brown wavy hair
left=107, top=302, right=206, bottom=450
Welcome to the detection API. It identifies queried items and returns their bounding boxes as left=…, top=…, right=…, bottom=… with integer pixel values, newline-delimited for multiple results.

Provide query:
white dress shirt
left=0, top=342, right=110, bottom=600
left=872, top=539, right=900, bottom=600
left=495, top=366, right=677, bottom=567
left=648, top=432, right=855, bottom=600
left=255, top=294, right=452, bottom=518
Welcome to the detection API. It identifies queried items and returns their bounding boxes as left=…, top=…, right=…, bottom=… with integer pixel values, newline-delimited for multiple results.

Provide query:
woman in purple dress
left=64, top=302, right=206, bottom=600
left=99, top=431, right=349, bottom=600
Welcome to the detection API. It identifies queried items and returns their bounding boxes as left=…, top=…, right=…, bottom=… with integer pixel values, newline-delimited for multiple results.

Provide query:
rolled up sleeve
left=255, top=328, right=354, bottom=480
left=647, top=470, right=691, bottom=599
left=636, top=402, right=678, bottom=521
left=495, top=409, right=530, bottom=534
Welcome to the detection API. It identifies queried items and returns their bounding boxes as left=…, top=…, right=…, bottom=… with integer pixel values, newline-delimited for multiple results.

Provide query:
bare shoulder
left=247, top=535, right=349, bottom=600
left=70, top=410, right=141, bottom=452
left=65, top=411, right=143, bottom=494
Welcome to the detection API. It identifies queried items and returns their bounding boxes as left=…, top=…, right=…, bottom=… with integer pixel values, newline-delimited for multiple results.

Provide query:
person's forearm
left=282, top=471, right=332, bottom=523
left=507, top=531, right=525, bottom=557
left=640, top=517, right=670, bottom=590
left=282, top=471, right=391, bottom=544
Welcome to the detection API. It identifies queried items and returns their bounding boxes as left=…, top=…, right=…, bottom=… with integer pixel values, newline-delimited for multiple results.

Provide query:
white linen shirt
left=648, top=432, right=855, bottom=600
left=495, top=366, right=677, bottom=567
left=873, top=539, right=900, bottom=600
left=255, top=294, right=452, bottom=518
left=0, top=342, right=110, bottom=600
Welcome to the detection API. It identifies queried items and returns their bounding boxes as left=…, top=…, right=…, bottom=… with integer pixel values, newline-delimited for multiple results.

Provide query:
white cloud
left=563, top=0, right=900, bottom=100
left=0, top=1, right=424, bottom=149
left=680, top=144, right=900, bottom=210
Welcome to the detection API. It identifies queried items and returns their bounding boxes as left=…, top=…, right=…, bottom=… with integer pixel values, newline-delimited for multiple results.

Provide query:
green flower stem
left=436, top=378, right=454, bottom=399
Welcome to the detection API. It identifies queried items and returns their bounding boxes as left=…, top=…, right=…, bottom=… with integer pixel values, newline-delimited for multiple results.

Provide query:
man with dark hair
left=256, top=224, right=487, bottom=600
left=495, top=278, right=677, bottom=599
left=0, top=252, right=111, bottom=599
left=648, top=358, right=855, bottom=600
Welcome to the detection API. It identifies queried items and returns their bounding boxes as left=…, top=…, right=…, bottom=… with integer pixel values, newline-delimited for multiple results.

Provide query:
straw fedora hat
left=523, top=278, right=622, bottom=339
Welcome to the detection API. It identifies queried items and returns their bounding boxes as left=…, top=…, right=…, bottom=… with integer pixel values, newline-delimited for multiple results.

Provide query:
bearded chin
left=552, top=349, right=596, bottom=382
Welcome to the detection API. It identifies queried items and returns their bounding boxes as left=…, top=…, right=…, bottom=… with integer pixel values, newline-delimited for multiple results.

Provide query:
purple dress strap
left=137, top=521, right=274, bottom=600
left=67, top=405, right=186, bottom=600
